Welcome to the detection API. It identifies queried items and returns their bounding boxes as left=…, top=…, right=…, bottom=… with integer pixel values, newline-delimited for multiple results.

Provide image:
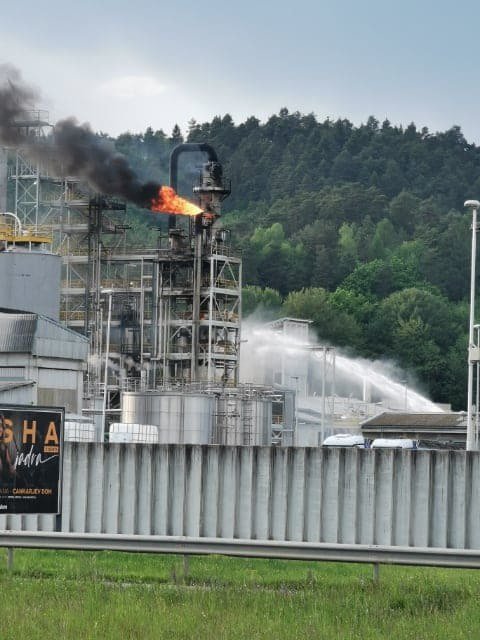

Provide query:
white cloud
left=98, top=75, right=166, bottom=99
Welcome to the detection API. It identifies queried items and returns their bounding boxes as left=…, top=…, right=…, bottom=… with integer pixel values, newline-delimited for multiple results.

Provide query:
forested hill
left=116, top=110, right=480, bottom=409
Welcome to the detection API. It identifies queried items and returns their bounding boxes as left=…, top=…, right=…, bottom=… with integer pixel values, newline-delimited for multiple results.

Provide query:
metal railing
left=0, top=223, right=53, bottom=244
left=14, top=109, right=50, bottom=125
left=60, top=310, right=85, bottom=321
left=1, top=532, right=480, bottom=570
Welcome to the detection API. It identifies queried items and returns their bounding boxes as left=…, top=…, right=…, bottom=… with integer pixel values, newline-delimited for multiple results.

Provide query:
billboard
left=0, top=405, right=64, bottom=514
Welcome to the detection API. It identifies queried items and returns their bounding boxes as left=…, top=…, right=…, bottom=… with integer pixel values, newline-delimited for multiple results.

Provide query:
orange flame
left=150, top=186, right=202, bottom=216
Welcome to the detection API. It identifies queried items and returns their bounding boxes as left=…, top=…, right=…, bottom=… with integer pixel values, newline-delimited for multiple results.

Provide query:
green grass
left=1, top=550, right=480, bottom=639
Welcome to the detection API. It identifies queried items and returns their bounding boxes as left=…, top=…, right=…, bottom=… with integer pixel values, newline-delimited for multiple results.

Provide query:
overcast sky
left=1, top=0, right=479, bottom=141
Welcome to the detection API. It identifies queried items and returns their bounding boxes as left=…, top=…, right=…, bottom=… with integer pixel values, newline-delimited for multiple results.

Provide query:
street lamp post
left=475, top=324, right=480, bottom=443
left=465, top=200, right=480, bottom=450
left=307, top=345, right=334, bottom=444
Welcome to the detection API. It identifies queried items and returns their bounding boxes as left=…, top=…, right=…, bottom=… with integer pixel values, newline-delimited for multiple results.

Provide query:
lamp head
left=464, top=200, right=480, bottom=209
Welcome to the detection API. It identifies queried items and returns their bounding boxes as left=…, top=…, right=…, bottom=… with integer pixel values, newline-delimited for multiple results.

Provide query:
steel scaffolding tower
left=151, top=227, right=241, bottom=386
left=6, top=133, right=241, bottom=429
left=5, top=110, right=101, bottom=328
left=9, top=110, right=61, bottom=230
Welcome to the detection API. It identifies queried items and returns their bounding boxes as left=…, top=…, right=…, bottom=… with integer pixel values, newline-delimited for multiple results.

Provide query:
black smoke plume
left=0, top=64, right=38, bottom=145
left=0, top=64, right=160, bottom=207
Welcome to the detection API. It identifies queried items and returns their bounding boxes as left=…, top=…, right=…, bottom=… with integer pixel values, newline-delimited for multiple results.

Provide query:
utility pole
left=465, top=200, right=480, bottom=450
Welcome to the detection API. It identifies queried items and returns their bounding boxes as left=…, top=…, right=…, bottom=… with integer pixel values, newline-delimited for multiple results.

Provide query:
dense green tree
left=341, top=259, right=395, bottom=299
left=389, top=240, right=429, bottom=291
left=247, top=223, right=308, bottom=294
left=368, top=289, right=459, bottom=392
left=443, top=334, right=469, bottom=409
left=242, top=286, right=282, bottom=318
left=369, top=218, right=398, bottom=259
left=379, top=288, right=459, bottom=348
left=170, top=124, right=183, bottom=144
left=337, top=222, right=359, bottom=276
left=388, top=190, right=420, bottom=233
left=283, top=288, right=364, bottom=349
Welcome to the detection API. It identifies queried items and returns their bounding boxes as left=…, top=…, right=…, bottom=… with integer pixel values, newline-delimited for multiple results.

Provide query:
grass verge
left=1, top=549, right=479, bottom=639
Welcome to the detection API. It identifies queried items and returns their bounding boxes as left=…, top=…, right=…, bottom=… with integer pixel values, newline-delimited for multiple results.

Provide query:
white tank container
left=121, top=392, right=214, bottom=444
left=109, top=422, right=158, bottom=443
left=64, top=420, right=96, bottom=442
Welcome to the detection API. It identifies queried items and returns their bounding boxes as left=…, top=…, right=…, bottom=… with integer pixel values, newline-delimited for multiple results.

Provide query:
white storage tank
left=0, top=250, right=61, bottom=320
left=121, top=391, right=214, bottom=444
left=183, top=394, right=214, bottom=444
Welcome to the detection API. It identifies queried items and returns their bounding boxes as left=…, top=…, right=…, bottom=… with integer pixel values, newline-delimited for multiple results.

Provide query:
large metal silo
left=0, top=251, right=61, bottom=320
left=121, top=391, right=215, bottom=444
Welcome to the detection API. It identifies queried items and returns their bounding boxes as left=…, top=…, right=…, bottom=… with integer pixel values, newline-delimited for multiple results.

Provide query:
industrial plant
left=0, top=110, right=301, bottom=446
left=0, top=111, right=453, bottom=447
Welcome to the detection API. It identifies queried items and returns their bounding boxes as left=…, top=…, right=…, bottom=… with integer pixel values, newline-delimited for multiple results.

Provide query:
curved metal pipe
left=0, top=212, right=22, bottom=236
left=169, top=143, right=218, bottom=192
left=169, top=143, right=218, bottom=230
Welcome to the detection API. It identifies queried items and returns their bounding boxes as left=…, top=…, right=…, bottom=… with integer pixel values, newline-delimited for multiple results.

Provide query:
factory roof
left=266, top=317, right=313, bottom=329
left=361, top=412, right=466, bottom=428
left=0, top=308, right=88, bottom=361
left=361, top=411, right=467, bottom=443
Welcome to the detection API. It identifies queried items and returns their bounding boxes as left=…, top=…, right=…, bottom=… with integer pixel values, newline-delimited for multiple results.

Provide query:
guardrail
left=1, top=532, right=480, bottom=569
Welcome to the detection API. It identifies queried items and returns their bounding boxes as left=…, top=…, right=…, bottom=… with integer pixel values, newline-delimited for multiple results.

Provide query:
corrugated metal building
left=0, top=308, right=88, bottom=412
left=361, top=411, right=466, bottom=445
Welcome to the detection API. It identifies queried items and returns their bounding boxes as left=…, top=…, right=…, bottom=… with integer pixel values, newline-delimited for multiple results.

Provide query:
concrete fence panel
left=1, top=444, right=479, bottom=549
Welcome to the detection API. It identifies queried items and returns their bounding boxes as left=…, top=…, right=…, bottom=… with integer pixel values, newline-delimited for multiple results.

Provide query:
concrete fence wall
left=1, top=444, right=480, bottom=549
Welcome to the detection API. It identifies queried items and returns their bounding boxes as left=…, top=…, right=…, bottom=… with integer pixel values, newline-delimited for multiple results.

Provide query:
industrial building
left=361, top=412, right=466, bottom=446
left=0, top=112, right=446, bottom=447
left=0, top=118, right=295, bottom=445
left=0, top=308, right=88, bottom=412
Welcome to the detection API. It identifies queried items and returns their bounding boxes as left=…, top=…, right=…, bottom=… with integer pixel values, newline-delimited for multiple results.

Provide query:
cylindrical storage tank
left=183, top=394, right=215, bottom=444
left=109, top=422, right=158, bottom=443
left=0, top=251, right=61, bottom=320
left=121, top=392, right=182, bottom=443
left=121, top=391, right=214, bottom=444
left=156, top=394, right=183, bottom=444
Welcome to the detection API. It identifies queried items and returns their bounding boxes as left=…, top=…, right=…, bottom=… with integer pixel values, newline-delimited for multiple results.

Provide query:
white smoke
left=240, top=319, right=443, bottom=413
